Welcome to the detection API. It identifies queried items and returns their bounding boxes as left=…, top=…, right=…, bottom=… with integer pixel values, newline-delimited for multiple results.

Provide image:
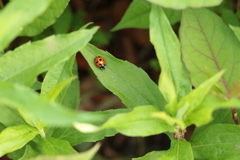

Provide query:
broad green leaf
left=19, top=145, right=39, bottom=160
left=147, top=0, right=223, bottom=10
left=21, top=0, right=70, bottom=36
left=43, top=76, right=77, bottom=101
left=0, top=81, right=106, bottom=126
left=187, top=95, right=240, bottom=126
left=111, top=0, right=150, bottom=31
left=0, top=125, right=40, bottom=157
left=221, top=8, right=240, bottom=26
left=180, top=8, right=240, bottom=93
left=0, top=0, right=53, bottom=50
left=158, top=139, right=193, bottom=160
left=0, top=105, right=26, bottom=127
left=112, top=0, right=181, bottom=31
left=191, top=124, right=240, bottom=160
left=61, top=60, right=80, bottom=110
left=0, top=27, right=98, bottom=86
left=230, top=25, right=240, bottom=41
left=41, top=55, right=76, bottom=102
left=31, top=81, right=42, bottom=91
left=52, top=109, right=129, bottom=145
left=0, top=123, right=5, bottom=132
left=41, top=137, right=76, bottom=155
left=81, top=43, right=166, bottom=111
left=29, top=143, right=100, bottom=160
left=176, top=71, right=224, bottom=124
left=150, top=5, right=191, bottom=116
left=6, top=144, right=26, bottom=160
left=100, top=106, right=175, bottom=136
left=52, top=5, right=73, bottom=34
left=52, top=127, right=115, bottom=146
left=133, top=151, right=166, bottom=160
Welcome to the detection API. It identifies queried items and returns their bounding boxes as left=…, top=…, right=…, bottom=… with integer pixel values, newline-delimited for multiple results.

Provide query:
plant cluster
left=0, top=0, right=240, bottom=160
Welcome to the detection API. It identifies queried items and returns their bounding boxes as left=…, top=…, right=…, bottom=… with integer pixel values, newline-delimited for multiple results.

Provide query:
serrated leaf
left=29, top=143, right=100, bottom=160
left=21, top=0, right=70, bottom=36
left=176, top=70, right=224, bottom=124
left=41, top=137, right=76, bottom=155
left=133, top=151, right=166, bottom=160
left=0, top=27, right=98, bottom=86
left=0, top=125, right=40, bottom=157
left=150, top=5, right=191, bottom=116
left=0, top=0, right=53, bottom=50
left=180, top=8, right=240, bottom=93
left=147, top=0, right=223, bottom=10
left=80, top=43, right=166, bottom=111
left=158, top=139, right=193, bottom=160
left=191, top=124, right=240, bottom=160
left=100, top=106, right=175, bottom=136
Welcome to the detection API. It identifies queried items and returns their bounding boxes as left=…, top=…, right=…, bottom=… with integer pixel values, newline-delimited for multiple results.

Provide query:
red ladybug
left=94, top=56, right=106, bottom=70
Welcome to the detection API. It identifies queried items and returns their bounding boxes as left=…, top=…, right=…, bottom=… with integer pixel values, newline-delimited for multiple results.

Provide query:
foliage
left=0, top=0, right=240, bottom=160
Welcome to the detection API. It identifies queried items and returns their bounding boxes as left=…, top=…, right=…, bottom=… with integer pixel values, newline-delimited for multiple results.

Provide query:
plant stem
left=232, top=108, right=238, bottom=125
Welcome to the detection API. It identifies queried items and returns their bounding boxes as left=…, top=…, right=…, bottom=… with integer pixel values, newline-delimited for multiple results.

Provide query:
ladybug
left=94, top=56, right=106, bottom=70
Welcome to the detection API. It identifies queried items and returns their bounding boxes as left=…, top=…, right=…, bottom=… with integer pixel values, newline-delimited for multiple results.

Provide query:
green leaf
left=191, top=124, right=240, bottom=160
left=0, top=105, right=26, bottom=127
left=111, top=0, right=150, bottom=31
left=133, top=151, right=166, bottom=160
left=147, top=0, right=223, bottom=10
left=0, top=27, right=98, bottom=86
left=111, top=0, right=181, bottom=31
left=100, top=106, right=175, bottom=136
left=0, top=81, right=106, bottom=126
left=180, top=8, right=240, bottom=93
left=21, top=0, right=70, bottom=36
left=158, top=139, right=193, bottom=160
left=60, top=59, right=80, bottom=110
left=80, top=43, right=166, bottom=111
left=220, top=8, right=240, bottom=26
left=19, top=145, right=39, bottom=160
left=150, top=5, right=191, bottom=116
left=28, top=143, right=100, bottom=160
left=51, top=127, right=115, bottom=146
left=0, top=125, right=40, bottom=157
left=52, top=5, right=73, bottom=34
left=187, top=95, right=240, bottom=126
left=41, top=137, right=77, bottom=155
left=31, top=81, right=42, bottom=91
left=41, top=55, right=77, bottom=103
left=0, top=0, right=53, bottom=50
left=43, top=76, right=77, bottom=101
left=230, top=25, right=240, bottom=41
left=176, top=71, right=224, bottom=124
